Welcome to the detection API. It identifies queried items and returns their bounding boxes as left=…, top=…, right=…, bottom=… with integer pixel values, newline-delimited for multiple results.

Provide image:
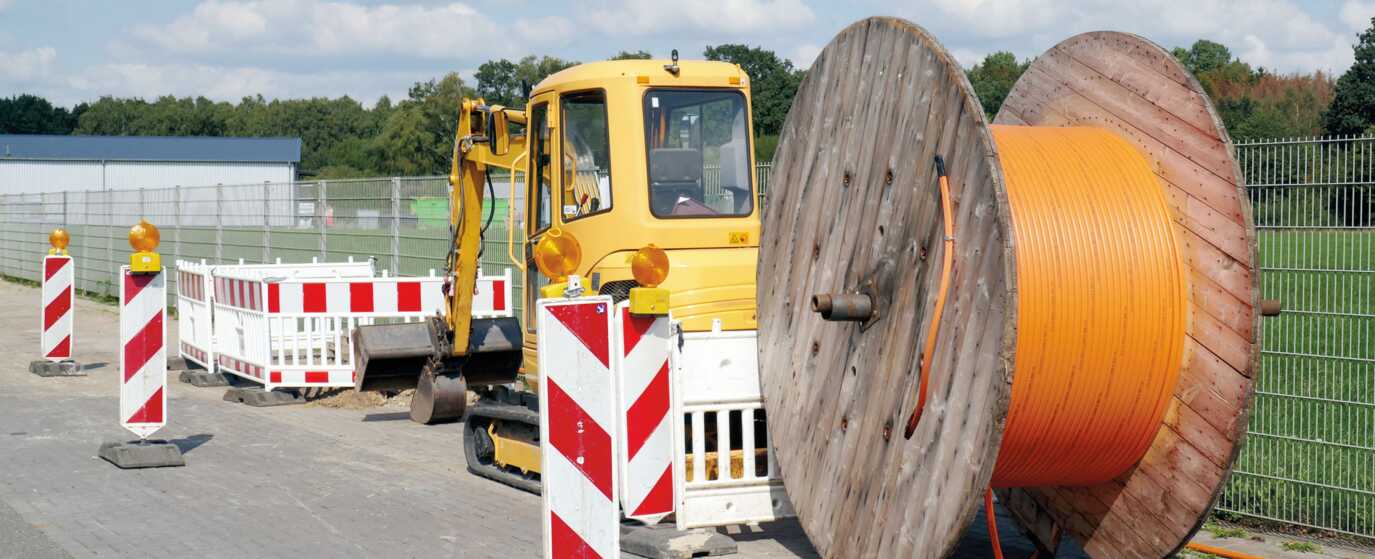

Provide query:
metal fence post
left=263, top=181, right=271, bottom=264
left=174, top=185, right=182, bottom=268
left=0, top=194, right=8, bottom=278
left=319, top=180, right=328, bottom=260
left=215, top=183, right=224, bottom=263
left=391, top=177, right=401, bottom=275
left=80, top=190, right=88, bottom=293
left=106, top=189, right=115, bottom=296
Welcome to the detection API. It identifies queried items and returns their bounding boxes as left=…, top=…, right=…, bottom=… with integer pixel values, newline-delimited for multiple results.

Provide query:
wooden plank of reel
left=758, top=17, right=1013, bottom=558
left=993, top=31, right=1260, bottom=558
left=757, top=17, right=1259, bottom=559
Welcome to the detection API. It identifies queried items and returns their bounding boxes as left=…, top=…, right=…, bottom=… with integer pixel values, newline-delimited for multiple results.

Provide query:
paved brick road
left=0, top=280, right=816, bottom=559
left=2, top=280, right=1349, bottom=559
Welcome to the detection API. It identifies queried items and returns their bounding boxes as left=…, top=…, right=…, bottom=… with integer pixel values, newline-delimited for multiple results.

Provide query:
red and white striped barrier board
left=470, top=267, right=513, bottom=319
left=613, top=303, right=674, bottom=524
left=539, top=296, right=619, bottom=559
left=41, top=255, right=75, bottom=361
left=175, top=260, right=213, bottom=369
left=176, top=258, right=377, bottom=372
left=119, top=267, right=167, bottom=439
left=263, top=278, right=442, bottom=314
left=212, top=272, right=445, bottom=390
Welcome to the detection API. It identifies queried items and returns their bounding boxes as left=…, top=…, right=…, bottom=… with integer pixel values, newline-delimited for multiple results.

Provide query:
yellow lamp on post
left=628, top=244, right=670, bottom=315
left=48, top=228, right=70, bottom=256
left=534, top=228, right=581, bottom=298
left=128, top=219, right=162, bottom=274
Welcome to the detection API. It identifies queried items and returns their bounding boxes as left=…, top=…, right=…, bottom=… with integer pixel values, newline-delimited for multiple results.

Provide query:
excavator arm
left=351, top=99, right=528, bottom=424
left=447, top=100, right=526, bottom=354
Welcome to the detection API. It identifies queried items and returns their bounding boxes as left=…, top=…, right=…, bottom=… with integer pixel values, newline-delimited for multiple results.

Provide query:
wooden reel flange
left=757, top=17, right=1259, bottom=558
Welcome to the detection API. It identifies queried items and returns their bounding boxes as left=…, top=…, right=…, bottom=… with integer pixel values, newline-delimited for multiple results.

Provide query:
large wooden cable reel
left=757, top=17, right=1259, bottom=558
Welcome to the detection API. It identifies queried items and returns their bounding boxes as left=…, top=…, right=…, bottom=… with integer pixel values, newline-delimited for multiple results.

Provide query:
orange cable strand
left=985, top=488, right=1005, bottom=559
left=989, top=125, right=1188, bottom=487
left=1184, top=542, right=1265, bottom=559
left=904, top=160, right=955, bottom=439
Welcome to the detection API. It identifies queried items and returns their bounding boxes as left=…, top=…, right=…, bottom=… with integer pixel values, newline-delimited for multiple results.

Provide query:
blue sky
left=2, top=0, right=1371, bottom=108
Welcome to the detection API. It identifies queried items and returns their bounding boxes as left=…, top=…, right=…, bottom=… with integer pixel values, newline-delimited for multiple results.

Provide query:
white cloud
left=0, top=46, right=56, bottom=82
left=60, top=62, right=420, bottom=106
left=790, top=43, right=820, bottom=68
left=131, top=0, right=568, bottom=58
left=1341, top=1, right=1375, bottom=31
left=584, top=0, right=815, bottom=36
left=907, top=0, right=1354, bottom=74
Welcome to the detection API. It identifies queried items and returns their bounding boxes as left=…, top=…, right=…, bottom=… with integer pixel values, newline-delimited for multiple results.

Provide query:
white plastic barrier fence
left=469, top=267, right=514, bottom=319
left=175, top=260, right=214, bottom=369
left=536, top=292, right=794, bottom=559
left=212, top=270, right=443, bottom=389
left=176, top=257, right=375, bottom=371
left=672, top=321, right=794, bottom=530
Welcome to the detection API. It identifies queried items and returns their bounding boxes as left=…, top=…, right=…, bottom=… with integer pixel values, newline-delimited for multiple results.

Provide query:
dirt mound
left=305, top=388, right=415, bottom=410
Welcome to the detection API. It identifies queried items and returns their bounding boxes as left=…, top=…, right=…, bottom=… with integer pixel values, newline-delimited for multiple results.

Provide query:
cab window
left=561, top=91, right=613, bottom=221
left=644, top=89, right=753, bottom=218
left=531, top=102, right=552, bottom=232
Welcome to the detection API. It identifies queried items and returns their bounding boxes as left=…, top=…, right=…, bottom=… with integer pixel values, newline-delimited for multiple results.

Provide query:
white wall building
left=0, top=135, right=300, bottom=194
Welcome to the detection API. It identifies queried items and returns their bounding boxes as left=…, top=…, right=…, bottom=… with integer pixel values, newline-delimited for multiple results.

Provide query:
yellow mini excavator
left=352, top=54, right=762, bottom=491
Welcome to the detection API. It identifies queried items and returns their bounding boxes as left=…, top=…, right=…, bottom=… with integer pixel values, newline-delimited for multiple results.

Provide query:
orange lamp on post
left=128, top=219, right=162, bottom=274
left=48, top=228, right=70, bottom=256
left=627, top=244, right=670, bottom=315
left=534, top=228, right=582, bottom=298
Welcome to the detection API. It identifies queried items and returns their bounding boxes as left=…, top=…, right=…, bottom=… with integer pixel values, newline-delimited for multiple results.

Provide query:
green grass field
left=1219, top=229, right=1375, bottom=537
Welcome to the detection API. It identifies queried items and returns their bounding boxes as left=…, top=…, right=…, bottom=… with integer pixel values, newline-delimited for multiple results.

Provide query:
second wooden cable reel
left=758, top=17, right=1260, bottom=558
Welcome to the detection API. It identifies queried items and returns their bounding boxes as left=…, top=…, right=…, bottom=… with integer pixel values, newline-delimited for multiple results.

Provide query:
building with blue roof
left=0, top=134, right=301, bottom=194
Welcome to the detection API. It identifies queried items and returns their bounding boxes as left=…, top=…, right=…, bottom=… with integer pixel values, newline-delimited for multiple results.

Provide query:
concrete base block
left=166, top=356, right=191, bottom=371
left=99, top=440, right=186, bottom=469
left=29, top=360, right=84, bottom=377
left=179, top=369, right=230, bottom=387
left=621, top=524, right=737, bottom=559
left=223, top=387, right=305, bottom=407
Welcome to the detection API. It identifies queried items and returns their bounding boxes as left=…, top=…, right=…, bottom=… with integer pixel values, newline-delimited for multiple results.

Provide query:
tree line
left=5, top=27, right=1375, bottom=178
left=0, top=45, right=803, bottom=178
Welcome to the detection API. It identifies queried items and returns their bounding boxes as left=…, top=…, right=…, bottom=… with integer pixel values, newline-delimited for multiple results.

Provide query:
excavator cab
left=352, top=60, right=762, bottom=490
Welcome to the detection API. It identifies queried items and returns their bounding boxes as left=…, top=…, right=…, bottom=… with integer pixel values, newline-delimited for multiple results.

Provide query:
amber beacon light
left=534, top=228, right=581, bottom=298
left=48, top=228, right=70, bottom=256
left=127, top=219, right=162, bottom=273
left=628, top=244, right=669, bottom=315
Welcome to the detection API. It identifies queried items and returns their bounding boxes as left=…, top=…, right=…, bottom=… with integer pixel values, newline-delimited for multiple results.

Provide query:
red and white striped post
left=100, top=220, right=184, bottom=469
left=614, top=303, right=675, bottom=525
left=120, top=266, right=167, bottom=438
left=30, top=228, right=80, bottom=376
left=41, top=255, right=75, bottom=361
left=538, top=295, right=619, bottom=559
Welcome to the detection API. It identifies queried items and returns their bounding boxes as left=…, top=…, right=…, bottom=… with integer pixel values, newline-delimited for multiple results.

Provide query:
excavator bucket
left=352, top=316, right=523, bottom=393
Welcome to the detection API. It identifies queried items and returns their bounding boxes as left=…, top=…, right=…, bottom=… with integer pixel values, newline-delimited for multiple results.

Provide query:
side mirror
left=488, top=109, right=511, bottom=157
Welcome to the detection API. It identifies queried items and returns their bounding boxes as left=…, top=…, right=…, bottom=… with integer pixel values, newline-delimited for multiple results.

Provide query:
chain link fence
left=0, top=163, right=775, bottom=321
left=1219, top=136, right=1375, bottom=540
left=2, top=140, right=1372, bottom=538
left=0, top=176, right=506, bottom=310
